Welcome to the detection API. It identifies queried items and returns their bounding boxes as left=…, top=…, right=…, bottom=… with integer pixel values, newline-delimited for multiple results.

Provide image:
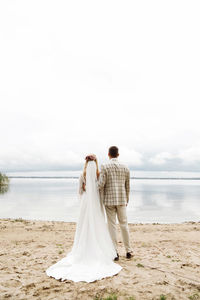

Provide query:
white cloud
left=0, top=146, right=83, bottom=171
left=178, top=145, right=200, bottom=164
left=0, top=1, right=200, bottom=171
left=149, top=152, right=174, bottom=165
left=119, top=148, right=143, bottom=166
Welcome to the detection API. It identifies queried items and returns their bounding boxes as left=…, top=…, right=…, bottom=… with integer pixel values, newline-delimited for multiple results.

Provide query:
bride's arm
left=78, top=174, right=86, bottom=195
left=94, top=157, right=100, bottom=179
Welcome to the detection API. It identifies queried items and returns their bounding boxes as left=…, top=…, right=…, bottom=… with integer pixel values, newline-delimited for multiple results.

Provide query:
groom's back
left=101, top=159, right=130, bottom=206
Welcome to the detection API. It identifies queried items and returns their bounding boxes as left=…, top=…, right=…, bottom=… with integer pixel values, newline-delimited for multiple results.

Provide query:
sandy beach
left=0, top=218, right=200, bottom=300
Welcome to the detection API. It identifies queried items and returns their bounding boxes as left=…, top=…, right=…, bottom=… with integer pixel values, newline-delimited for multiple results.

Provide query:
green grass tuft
left=94, top=294, right=136, bottom=300
left=136, top=263, right=144, bottom=268
left=94, top=294, right=117, bottom=300
left=188, top=293, right=200, bottom=300
left=160, top=295, right=167, bottom=300
left=104, top=295, right=117, bottom=300
left=13, top=218, right=25, bottom=222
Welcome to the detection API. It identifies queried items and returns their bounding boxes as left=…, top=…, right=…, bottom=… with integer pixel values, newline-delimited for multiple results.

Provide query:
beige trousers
left=105, top=205, right=132, bottom=253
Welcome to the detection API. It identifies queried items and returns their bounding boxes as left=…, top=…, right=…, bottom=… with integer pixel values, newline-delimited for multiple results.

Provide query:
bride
left=46, top=154, right=122, bottom=282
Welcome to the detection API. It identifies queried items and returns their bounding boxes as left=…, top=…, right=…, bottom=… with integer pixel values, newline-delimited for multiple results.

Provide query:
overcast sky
left=0, top=0, right=200, bottom=172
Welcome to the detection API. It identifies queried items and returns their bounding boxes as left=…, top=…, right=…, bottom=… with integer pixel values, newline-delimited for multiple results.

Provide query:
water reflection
left=0, top=184, right=9, bottom=194
left=0, top=178, right=200, bottom=223
left=127, top=180, right=200, bottom=223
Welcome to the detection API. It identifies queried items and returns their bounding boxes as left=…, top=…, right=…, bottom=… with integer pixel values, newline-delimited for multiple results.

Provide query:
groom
left=98, top=146, right=132, bottom=260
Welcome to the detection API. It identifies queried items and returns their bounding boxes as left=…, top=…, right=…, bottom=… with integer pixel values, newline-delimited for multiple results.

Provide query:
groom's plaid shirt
left=98, top=158, right=130, bottom=206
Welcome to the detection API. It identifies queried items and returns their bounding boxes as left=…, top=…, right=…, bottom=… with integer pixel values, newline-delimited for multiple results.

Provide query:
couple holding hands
left=46, top=146, right=132, bottom=283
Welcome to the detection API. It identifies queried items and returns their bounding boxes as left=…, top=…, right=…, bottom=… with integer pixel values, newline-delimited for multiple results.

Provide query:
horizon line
left=7, top=176, right=200, bottom=180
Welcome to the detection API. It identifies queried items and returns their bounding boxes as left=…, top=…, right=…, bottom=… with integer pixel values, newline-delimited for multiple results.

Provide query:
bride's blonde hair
left=83, top=154, right=100, bottom=180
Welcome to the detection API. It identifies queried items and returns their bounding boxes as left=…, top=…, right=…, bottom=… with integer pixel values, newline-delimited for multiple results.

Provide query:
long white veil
left=84, top=161, right=104, bottom=214
left=71, top=160, right=113, bottom=262
left=85, top=161, right=98, bottom=196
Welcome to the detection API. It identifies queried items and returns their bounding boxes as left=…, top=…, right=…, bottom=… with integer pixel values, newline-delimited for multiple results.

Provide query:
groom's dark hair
left=109, top=146, right=119, bottom=158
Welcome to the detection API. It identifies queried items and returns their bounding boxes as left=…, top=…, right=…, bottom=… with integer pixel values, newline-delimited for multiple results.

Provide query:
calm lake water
left=0, top=171, right=200, bottom=223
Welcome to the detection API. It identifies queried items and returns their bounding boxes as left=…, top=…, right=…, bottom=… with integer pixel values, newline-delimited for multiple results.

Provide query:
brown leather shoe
left=126, top=252, right=132, bottom=259
left=114, top=253, right=119, bottom=261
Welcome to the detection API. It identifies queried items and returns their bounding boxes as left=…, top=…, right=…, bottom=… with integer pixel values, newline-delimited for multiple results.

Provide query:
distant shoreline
left=7, top=176, right=200, bottom=180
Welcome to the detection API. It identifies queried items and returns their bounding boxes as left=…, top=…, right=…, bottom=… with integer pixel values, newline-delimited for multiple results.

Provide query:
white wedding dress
left=46, top=161, right=122, bottom=282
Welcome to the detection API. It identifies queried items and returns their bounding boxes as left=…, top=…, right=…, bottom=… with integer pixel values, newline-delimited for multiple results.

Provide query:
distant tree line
left=0, top=172, right=9, bottom=186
